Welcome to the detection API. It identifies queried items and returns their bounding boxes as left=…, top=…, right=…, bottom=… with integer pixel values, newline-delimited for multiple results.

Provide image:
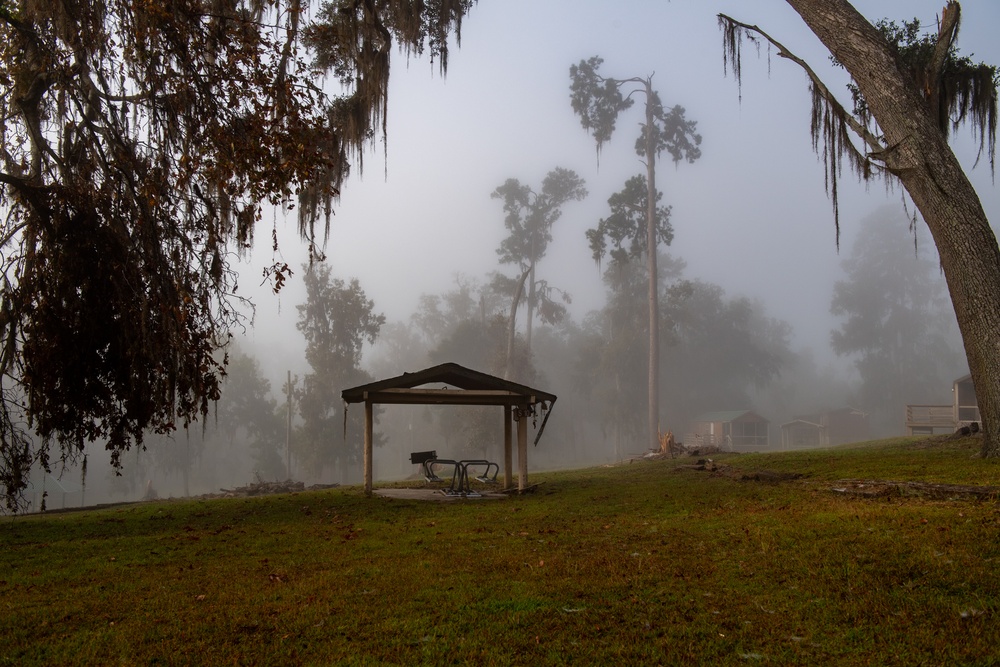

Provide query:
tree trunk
left=645, top=79, right=661, bottom=453
left=505, top=267, right=531, bottom=380
left=526, top=261, right=536, bottom=352
left=286, top=370, right=293, bottom=480
left=183, top=435, right=191, bottom=498
left=786, top=0, right=1000, bottom=456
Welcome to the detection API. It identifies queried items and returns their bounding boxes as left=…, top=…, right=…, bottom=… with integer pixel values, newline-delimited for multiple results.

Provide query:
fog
left=23, top=0, right=1000, bottom=510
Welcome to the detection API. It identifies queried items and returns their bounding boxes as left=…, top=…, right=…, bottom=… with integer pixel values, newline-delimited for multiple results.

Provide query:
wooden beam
left=360, top=388, right=530, bottom=406
left=517, top=409, right=528, bottom=491
left=363, top=398, right=373, bottom=497
left=504, top=405, right=513, bottom=489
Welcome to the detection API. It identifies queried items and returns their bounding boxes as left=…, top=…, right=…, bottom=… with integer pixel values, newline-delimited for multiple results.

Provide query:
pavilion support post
left=517, top=406, right=528, bottom=492
left=363, top=397, right=373, bottom=497
left=504, top=405, right=513, bottom=489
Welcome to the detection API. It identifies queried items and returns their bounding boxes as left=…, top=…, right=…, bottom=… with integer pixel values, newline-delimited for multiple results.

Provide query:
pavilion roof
left=341, top=362, right=557, bottom=407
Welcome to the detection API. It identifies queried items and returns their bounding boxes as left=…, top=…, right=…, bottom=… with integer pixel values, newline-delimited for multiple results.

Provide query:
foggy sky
left=236, top=0, right=1000, bottom=387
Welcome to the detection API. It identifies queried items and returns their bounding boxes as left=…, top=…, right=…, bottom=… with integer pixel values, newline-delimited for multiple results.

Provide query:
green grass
left=3, top=436, right=1000, bottom=665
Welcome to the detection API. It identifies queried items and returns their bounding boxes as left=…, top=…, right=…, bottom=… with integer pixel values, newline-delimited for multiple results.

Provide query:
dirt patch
left=374, top=488, right=506, bottom=502
left=830, top=479, right=1000, bottom=500
left=674, top=459, right=803, bottom=484
left=740, top=469, right=805, bottom=483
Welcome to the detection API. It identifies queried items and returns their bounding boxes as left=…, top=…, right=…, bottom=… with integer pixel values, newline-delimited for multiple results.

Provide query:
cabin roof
left=694, top=409, right=766, bottom=423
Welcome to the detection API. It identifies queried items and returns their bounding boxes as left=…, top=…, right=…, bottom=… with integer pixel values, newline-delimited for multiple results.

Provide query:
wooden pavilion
left=341, top=363, right=557, bottom=496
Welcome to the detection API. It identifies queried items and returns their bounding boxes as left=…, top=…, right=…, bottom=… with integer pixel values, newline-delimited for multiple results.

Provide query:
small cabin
left=689, top=410, right=769, bottom=451
left=780, top=407, right=869, bottom=449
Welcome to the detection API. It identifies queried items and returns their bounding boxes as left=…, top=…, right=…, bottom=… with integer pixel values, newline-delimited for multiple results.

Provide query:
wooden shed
left=780, top=419, right=823, bottom=449
left=821, top=407, right=870, bottom=445
left=689, top=410, right=769, bottom=451
left=780, top=407, right=869, bottom=449
left=341, top=363, right=557, bottom=496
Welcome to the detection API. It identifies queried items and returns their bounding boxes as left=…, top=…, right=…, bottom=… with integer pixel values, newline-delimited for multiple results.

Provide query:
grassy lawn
left=2, top=436, right=999, bottom=665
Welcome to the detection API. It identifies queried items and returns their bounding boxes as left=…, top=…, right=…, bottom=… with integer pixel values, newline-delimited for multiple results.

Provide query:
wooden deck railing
left=905, top=404, right=953, bottom=435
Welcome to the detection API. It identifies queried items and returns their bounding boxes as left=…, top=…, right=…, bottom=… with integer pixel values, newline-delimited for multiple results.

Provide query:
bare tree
left=570, top=57, right=701, bottom=451
left=491, top=167, right=587, bottom=378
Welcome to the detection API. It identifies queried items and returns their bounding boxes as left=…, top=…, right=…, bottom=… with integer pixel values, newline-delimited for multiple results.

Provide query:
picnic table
left=409, top=450, right=499, bottom=497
